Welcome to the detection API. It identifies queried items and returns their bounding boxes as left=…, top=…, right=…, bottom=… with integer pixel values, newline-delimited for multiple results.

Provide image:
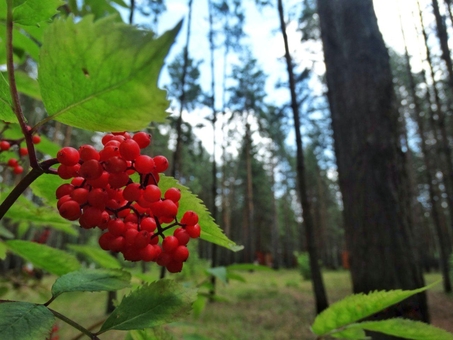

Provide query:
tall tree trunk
left=244, top=121, right=255, bottom=263
left=432, top=0, right=453, bottom=89
left=316, top=0, right=429, bottom=334
left=417, top=0, right=453, bottom=240
left=399, top=11, right=452, bottom=292
left=171, top=0, right=194, bottom=179
left=270, top=146, right=281, bottom=269
left=207, top=0, right=218, bottom=297
left=277, top=0, right=328, bottom=313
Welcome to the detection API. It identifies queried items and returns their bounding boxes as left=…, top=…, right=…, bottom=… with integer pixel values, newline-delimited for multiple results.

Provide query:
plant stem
left=5, top=0, right=39, bottom=169
left=49, top=308, right=101, bottom=340
left=0, top=158, right=59, bottom=220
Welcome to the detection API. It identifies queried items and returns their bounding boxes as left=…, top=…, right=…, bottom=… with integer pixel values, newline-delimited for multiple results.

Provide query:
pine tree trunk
left=317, top=0, right=429, bottom=334
left=400, top=18, right=452, bottom=292
left=277, top=0, right=328, bottom=313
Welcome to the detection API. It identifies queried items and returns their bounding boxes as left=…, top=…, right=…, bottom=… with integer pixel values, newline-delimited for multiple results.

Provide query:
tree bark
left=316, top=0, right=429, bottom=333
left=399, top=12, right=452, bottom=292
left=277, top=0, right=328, bottom=313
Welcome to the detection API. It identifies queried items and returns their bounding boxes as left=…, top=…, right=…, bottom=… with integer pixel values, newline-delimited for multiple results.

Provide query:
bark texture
left=316, top=0, right=430, bottom=331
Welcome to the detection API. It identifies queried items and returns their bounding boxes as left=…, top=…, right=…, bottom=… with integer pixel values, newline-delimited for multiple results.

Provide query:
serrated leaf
left=0, top=72, right=15, bottom=123
left=67, top=244, right=122, bottom=269
left=159, top=175, right=243, bottom=251
left=205, top=266, right=228, bottom=284
left=311, top=283, right=437, bottom=336
left=352, top=319, right=453, bottom=340
left=331, top=327, right=368, bottom=339
left=99, top=280, right=196, bottom=332
left=51, top=268, right=130, bottom=297
left=0, top=302, right=55, bottom=340
left=39, top=15, right=181, bottom=132
left=6, top=240, right=81, bottom=276
left=13, top=0, right=64, bottom=26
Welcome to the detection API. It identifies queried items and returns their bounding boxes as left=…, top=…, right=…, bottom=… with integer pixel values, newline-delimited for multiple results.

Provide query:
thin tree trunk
left=277, top=0, right=328, bottom=313
left=171, top=0, right=194, bottom=179
left=417, top=0, right=453, bottom=239
left=399, top=10, right=452, bottom=292
left=432, top=0, right=453, bottom=88
left=270, top=146, right=281, bottom=269
left=317, top=0, right=429, bottom=334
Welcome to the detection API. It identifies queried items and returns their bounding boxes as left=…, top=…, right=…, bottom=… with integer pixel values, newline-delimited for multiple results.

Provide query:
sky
left=130, top=0, right=437, bottom=159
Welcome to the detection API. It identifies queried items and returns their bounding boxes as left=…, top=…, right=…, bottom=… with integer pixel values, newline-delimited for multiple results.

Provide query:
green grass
left=2, top=269, right=450, bottom=340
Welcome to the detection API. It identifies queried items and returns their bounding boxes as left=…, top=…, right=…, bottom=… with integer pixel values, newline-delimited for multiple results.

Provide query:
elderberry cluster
left=0, top=126, right=41, bottom=175
left=55, top=131, right=200, bottom=273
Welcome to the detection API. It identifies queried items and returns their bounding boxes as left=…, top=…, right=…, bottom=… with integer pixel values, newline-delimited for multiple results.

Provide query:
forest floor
left=5, top=269, right=452, bottom=340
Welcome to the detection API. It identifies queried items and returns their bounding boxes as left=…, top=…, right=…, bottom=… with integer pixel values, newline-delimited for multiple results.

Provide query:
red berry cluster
left=0, top=129, right=41, bottom=175
left=55, top=131, right=201, bottom=273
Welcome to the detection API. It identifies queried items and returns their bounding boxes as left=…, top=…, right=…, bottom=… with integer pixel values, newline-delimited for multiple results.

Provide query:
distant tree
left=317, top=0, right=430, bottom=334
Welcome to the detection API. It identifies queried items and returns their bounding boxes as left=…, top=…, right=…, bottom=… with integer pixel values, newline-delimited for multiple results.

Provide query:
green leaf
left=0, top=72, right=15, bottom=123
left=5, top=199, right=78, bottom=236
left=67, top=244, right=122, bottom=269
left=311, top=283, right=438, bottom=336
left=126, top=327, right=176, bottom=340
left=39, top=16, right=181, bottom=132
left=192, top=294, right=208, bottom=319
left=10, top=70, right=41, bottom=100
left=6, top=240, right=81, bottom=276
left=331, top=327, right=368, bottom=339
left=99, top=280, right=196, bottom=332
left=51, top=268, right=130, bottom=297
left=0, top=301, right=55, bottom=340
left=226, top=271, right=246, bottom=283
left=29, top=174, right=65, bottom=206
left=205, top=266, right=228, bottom=284
left=159, top=175, right=243, bottom=251
left=0, top=241, right=7, bottom=260
left=13, top=0, right=64, bottom=26
left=352, top=319, right=453, bottom=340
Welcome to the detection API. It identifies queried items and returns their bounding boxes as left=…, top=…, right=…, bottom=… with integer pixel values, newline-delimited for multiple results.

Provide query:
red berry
left=166, top=261, right=183, bottom=273
left=108, top=218, right=126, bottom=236
left=19, top=147, right=28, bottom=156
left=153, top=155, right=169, bottom=173
left=181, top=211, right=199, bottom=226
left=139, top=244, right=158, bottom=261
left=0, top=140, right=10, bottom=151
left=143, top=185, right=161, bottom=203
left=162, top=236, right=179, bottom=253
left=108, top=172, right=130, bottom=188
left=164, top=188, right=181, bottom=202
left=119, top=139, right=140, bottom=161
left=186, top=224, right=201, bottom=238
left=101, top=133, right=114, bottom=145
left=140, top=217, right=157, bottom=232
left=134, top=230, right=150, bottom=249
left=174, top=228, right=190, bottom=245
left=104, top=156, right=127, bottom=173
left=57, top=147, right=80, bottom=166
left=133, top=132, right=151, bottom=149
left=13, top=165, right=24, bottom=174
left=173, top=246, right=189, bottom=262
left=70, top=187, right=89, bottom=204
left=160, top=199, right=178, bottom=218
left=122, top=183, right=142, bottom=202
left=78, top=145, right=100, bottom=161
left=156, top=252, right=172, bottom=266
left=99, top=232, right=114, bottom=250
left=79, top=159, right=103, bottom=180
left=87, top=188, right=108, bottom=208
left=7, top=158, right=18, bottom=167
left=56, top=184, right=74, bottom=199
left=134, top=155, right=155, bottom=174
left=58, top=200, right=81, bottom=220
left=32, top=135, right=41, bottom=144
